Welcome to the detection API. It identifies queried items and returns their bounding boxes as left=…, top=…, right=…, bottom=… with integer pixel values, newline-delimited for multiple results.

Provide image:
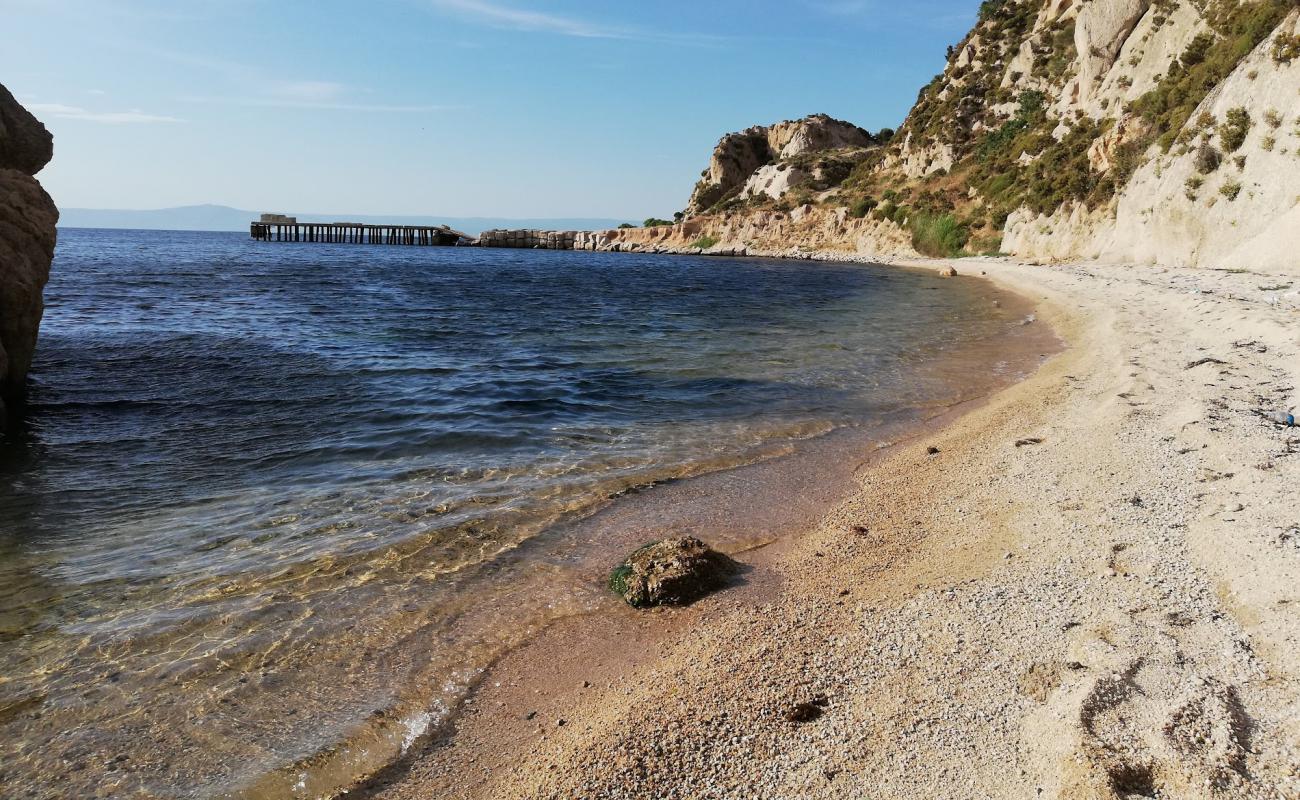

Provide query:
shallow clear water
left=0, top=229, right=1046, bottom=798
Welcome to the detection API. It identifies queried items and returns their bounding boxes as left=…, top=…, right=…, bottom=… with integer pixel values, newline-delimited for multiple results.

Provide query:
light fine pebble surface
left=366, top=258, right=1300, bottom=800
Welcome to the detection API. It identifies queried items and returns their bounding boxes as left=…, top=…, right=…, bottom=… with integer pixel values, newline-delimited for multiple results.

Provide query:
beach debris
left=1015, top=437, right=1044, bottom=447
left=938, top=266, right=958, bottom=278
left=1185, top=357, right=1227, bottom=370
left=1257, top=409, right=1295, bottom=427
left=927, top=446, right=941, bottom=455
left=608, top=537, right=737, bottom=609
left=786, top=695, right=829, bottom=723
left=851, top=524, right=871, bottom=536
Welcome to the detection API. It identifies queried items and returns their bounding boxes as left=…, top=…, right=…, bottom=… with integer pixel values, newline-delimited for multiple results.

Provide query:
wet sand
left=363, top=258, right=1300, bottom=800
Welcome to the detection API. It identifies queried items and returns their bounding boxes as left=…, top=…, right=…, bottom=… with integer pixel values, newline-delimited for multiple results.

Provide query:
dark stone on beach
left=787, top=694, right=829, bottom=723
left=927, top=446, right=941, bottom=455
left=608, top=537, right=737, bottom=608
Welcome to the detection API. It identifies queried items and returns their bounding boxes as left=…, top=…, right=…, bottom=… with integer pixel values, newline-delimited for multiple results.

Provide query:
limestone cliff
left=649, top=0, right=1299, bottom=274
left=684, top=114, right=880, bottom=216
left=0, top=83, right=58, bottom=408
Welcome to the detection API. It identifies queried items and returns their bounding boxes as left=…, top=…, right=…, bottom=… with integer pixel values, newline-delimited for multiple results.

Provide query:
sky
left=1, top=0, right=979, bottom=219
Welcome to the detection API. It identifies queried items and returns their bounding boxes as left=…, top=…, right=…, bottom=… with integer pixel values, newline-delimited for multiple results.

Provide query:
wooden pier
left=249, top=220, right=472, bottom=246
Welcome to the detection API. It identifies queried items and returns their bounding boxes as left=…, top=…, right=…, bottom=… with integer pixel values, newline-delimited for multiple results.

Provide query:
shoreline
left=364, top=256, right=1299, bottom=799
left=309, top=258, right=1061, bottom=800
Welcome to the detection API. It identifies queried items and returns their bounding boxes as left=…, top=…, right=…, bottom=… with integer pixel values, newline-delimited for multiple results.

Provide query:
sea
left=0, top=228, right=1053, bottom=798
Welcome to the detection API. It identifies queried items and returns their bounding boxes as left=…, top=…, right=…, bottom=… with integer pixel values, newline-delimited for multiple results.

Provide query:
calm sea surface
left=0, top=229, right=1048, bottom=798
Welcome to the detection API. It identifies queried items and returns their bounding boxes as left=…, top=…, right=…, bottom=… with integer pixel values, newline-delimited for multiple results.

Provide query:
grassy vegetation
left=847, top=196, right=878, bottom=219
left=690, top=235, right=720, bottom=250
left=910, top=213, right=970, bottom=257
left=642, top=218, right=674, bottom=228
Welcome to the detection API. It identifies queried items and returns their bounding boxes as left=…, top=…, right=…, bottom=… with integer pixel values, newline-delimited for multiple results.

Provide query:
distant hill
left=56, top=204, right=631, bottom=236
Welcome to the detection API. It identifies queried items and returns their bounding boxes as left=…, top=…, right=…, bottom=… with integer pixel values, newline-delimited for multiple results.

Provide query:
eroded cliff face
left=684, top=114, right=880, bottom=216
left=0, top=83, right=58, bottom=406
left=656, top=0, right=1300, bottom=274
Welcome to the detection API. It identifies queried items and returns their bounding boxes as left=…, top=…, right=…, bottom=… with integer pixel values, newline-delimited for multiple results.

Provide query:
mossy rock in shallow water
left=609, top=537, right=738, bottom=608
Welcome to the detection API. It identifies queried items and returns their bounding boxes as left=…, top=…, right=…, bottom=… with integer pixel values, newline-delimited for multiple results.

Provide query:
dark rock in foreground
left=0, top=84, right=53, bottom=176
left=609, top=537, right=738, bottom=608
left=0, top=82, right=57, bottom=407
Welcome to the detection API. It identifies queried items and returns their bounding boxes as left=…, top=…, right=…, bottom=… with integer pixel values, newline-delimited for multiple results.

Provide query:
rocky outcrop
left=684, top=114, right=875, bottom=216
left=0, top=84, right=53, bottom=177
left=0, top=83, right=57, bottom=406
left=493, top=2, right=1298, bottom=273
left=608, top=537, right=737, bottom=608
left=575, top=204, right=914, bottom=261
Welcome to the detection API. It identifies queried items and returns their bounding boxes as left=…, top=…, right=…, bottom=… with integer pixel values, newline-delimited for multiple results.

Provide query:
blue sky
left=2, top=0, right=978, bottom=219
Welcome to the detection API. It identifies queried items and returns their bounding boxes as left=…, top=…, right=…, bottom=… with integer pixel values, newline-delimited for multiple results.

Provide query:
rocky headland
left=0, top=82, right=57, bottom=414
left=483, top=0, right=1300, bottom=278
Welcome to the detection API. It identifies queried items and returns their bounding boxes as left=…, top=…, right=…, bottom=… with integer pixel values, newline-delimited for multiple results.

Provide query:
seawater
left=0, top=229, right=1050, bottom=798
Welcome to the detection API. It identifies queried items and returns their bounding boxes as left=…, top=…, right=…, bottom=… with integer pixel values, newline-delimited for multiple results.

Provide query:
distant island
left=55, top=203, right=631, bottom=237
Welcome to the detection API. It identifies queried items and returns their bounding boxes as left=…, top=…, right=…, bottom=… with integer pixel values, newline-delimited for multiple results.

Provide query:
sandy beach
left=361, top=258, right=1300, bottom=800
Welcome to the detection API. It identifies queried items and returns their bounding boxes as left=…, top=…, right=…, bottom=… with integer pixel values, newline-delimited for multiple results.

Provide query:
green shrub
left=848, top=196, right=878, bottom=218
left=1274, top=32, right=1300, bottom=63
left=1219, top=180, right=1242, bottom=201
left=1218, top=107, right=1251, bottom=152
left=910, top=213, right=969, bottom=258
left=642, top=218, right=673, bottom=228
left=1185, top=175, right=1204, bottom=199
left=1180, top=32, right=1213, bottom=67
left=690, top=235, right=719, bottom=249
left=1194, top=143, right=1222, bottom=173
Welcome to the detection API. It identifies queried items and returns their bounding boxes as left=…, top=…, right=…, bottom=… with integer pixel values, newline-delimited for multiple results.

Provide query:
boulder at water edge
left=609, top=537, right=738, bottom=608
left=0, top=82, right=57, bottom=405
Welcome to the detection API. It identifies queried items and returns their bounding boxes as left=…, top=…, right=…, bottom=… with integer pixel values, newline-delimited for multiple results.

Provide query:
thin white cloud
left=428, top=0, right=726, bottom=44
left=179, top=95, right=455, bottom=113
left=430, top=0, right=626, bottom=38
left=26, top=103, right=182, bottom=124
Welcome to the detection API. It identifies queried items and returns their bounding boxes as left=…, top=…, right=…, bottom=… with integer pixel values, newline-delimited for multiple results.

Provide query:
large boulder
left=0, top=83, right=53, bottom=176
left=608, top=537, right=738, bottom=608
left=0, top=171, right=57, bottom=397
left=0, top=83, right=57, bottom=406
